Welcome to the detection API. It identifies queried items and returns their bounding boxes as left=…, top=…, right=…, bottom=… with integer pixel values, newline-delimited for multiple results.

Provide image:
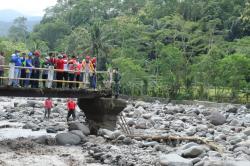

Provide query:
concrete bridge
left=0, top=64, right=127, bottom=133
left=0, top=86, right=126, bottom=133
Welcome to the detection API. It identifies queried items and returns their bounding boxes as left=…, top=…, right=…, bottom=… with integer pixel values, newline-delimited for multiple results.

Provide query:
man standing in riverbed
left=67, top=98, right=76, bottom=122
left=44, top=97, right=53, bottom=119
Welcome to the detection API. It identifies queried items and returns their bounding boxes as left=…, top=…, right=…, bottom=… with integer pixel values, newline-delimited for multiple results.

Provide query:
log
left=128, top=135, right=223, bottom=153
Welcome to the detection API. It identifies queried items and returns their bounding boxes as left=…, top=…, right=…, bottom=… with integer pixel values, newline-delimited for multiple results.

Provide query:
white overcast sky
left=0, top=0, right=57, bottom=16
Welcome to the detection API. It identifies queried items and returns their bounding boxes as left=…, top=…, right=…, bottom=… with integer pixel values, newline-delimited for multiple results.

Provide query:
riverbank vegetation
left=1, top=0, right=250, bottom=103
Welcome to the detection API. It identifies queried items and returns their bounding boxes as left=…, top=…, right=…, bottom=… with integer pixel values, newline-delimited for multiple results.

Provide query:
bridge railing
left=0, top=64, right=113, bottom=89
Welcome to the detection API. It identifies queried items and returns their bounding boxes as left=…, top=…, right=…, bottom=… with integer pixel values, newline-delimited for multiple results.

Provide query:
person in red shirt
left=76, top=60, right=82, bottom=89
left=67, top=98, right=76, bottom=122
left=55, top=54, right=64, bottom=88
left=44, top=97, right=53, bottom=119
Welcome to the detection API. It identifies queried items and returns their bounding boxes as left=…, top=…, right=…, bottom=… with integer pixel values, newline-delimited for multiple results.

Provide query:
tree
left=8, top=17, right=28, bottom=43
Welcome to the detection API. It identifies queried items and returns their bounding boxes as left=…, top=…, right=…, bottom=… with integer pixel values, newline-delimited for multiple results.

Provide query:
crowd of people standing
left=9, top=50, right=97, bottom=89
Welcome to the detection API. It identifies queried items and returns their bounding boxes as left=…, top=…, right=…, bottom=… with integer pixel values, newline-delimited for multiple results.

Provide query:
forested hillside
left=1, top=0, right=250, bottom=102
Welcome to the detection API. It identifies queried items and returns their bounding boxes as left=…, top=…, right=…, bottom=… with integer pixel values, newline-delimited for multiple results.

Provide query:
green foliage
left=1, top=0, right=249, bottom=103
left=8, top=17, right=28, bottom=43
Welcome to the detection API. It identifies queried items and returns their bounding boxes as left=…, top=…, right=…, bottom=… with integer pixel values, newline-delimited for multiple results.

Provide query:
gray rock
left=186, top=127, right=197, bottom=136
left=123, top=137, right=132, bottom=145
left=245, top=103, right=250, bottom=109
left=117, top=135, right=126, bottom=140
left=68, top=122, right=90, bottom=136
left=243, top=114, right=250, bottom=123
left=159, top=154, right=192, bottom=166
left=203, top=160, right=223, bottom=166
left=230, top=119, right=242, bottom=126
left=127, top=119, right=136, bottom=126
left=133, top=106, right=145, bottom=118
left=135, top=118, right=147, bottom=129
left=46, top=128, right=57, bottom=133
left=228, top=135, right=243, bottom=145
left=123, top=105, right=134, bottom=113
left=154, top=145, right=166, bottom=152
left=98, top=129, right=113, bottom=139
left=111, top=130, right=122, bottom=139
left=225, top=160, right=250, bottom=166
left=22, top=122, right=39, bottom=130
left=243, top=127, right=250, bottom=136
left=181, top=142, right=199, bottom=150
left=182, top=146, right=205, bottom=158
left=142, top=113, right=152, bottom=119
left=226, top=106, right=238, bottom=113
left=142, top=141, right=158, bottom=147
left=237, top=140, right=250, bottom=148
left=55, top=133, right=81, bottom=145
left=70, top=130, right=87, bottom=142
left=134, top=101, right=148, bottom=108
left=34, top=135, right=55, bottom=145
left=209, top=112, right=226, bottom=125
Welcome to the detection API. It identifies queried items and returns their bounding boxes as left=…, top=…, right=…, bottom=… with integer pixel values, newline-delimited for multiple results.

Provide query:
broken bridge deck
left=0, top=86, right=112, bottom=98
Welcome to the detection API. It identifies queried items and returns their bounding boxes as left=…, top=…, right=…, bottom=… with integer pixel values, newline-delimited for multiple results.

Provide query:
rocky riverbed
left=0, top=97, right=250, bottom=166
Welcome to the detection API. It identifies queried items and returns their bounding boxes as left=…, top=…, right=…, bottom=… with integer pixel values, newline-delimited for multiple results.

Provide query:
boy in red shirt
left=44, top=97, right=53, bottom=119
left=67, top=98, right=76, bottom=122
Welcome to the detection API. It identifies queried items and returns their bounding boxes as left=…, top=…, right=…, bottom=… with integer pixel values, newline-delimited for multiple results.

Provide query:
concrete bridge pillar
left=78, top=98, right=127, bottom=134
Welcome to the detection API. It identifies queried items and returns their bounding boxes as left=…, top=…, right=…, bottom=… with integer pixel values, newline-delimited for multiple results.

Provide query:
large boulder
left=159, top=154, right=192, bottom=166
left=68, top=122, right=90, bottom=136
left=70, top=130, right=87, bottom=142
left=55, top=133, right=81, bottom=145
left=209, top=112, right=226, bottom=125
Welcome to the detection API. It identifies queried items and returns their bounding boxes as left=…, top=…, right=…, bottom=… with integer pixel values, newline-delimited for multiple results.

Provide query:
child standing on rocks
left=44, top=97, right=53, bottom=119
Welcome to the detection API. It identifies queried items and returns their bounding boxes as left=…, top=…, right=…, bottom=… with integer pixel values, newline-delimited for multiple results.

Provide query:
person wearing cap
left=24, top=52, right=34, bottom=87
left=41, top=56, right=51, bottom=88
left=82, top=56, right=94, bottom=88
left=0, top=51, right=5, bottom=86
left=55, top=54, right=64, bottom=88
left=10, top=50, right=22, bottom=87
left=31, top=50, right=41, bottom=88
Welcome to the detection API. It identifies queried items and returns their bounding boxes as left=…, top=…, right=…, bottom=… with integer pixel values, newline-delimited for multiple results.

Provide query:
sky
left=0, top=0, right=57, bottom=16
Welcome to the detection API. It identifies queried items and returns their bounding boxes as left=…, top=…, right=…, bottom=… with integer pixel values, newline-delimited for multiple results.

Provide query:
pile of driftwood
left=128, top=134, right=223, bottom=153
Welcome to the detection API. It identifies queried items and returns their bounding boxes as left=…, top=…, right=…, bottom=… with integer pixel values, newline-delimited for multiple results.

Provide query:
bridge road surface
left=0, top=87, right=112, bottom=98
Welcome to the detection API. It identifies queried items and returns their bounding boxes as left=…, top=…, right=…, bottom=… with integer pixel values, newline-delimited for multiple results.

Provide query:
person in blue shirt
left=25, top=52, right=33, bottom=87
left=10, top=50, right=22, bottom=87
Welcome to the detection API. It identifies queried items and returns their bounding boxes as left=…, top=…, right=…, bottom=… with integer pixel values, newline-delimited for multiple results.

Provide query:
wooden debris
left=128, top=135, right=223, bottom=153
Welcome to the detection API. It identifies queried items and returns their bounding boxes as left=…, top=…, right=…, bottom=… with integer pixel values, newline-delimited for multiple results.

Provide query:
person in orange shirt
left=67, top=98, right=76, bottom=122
